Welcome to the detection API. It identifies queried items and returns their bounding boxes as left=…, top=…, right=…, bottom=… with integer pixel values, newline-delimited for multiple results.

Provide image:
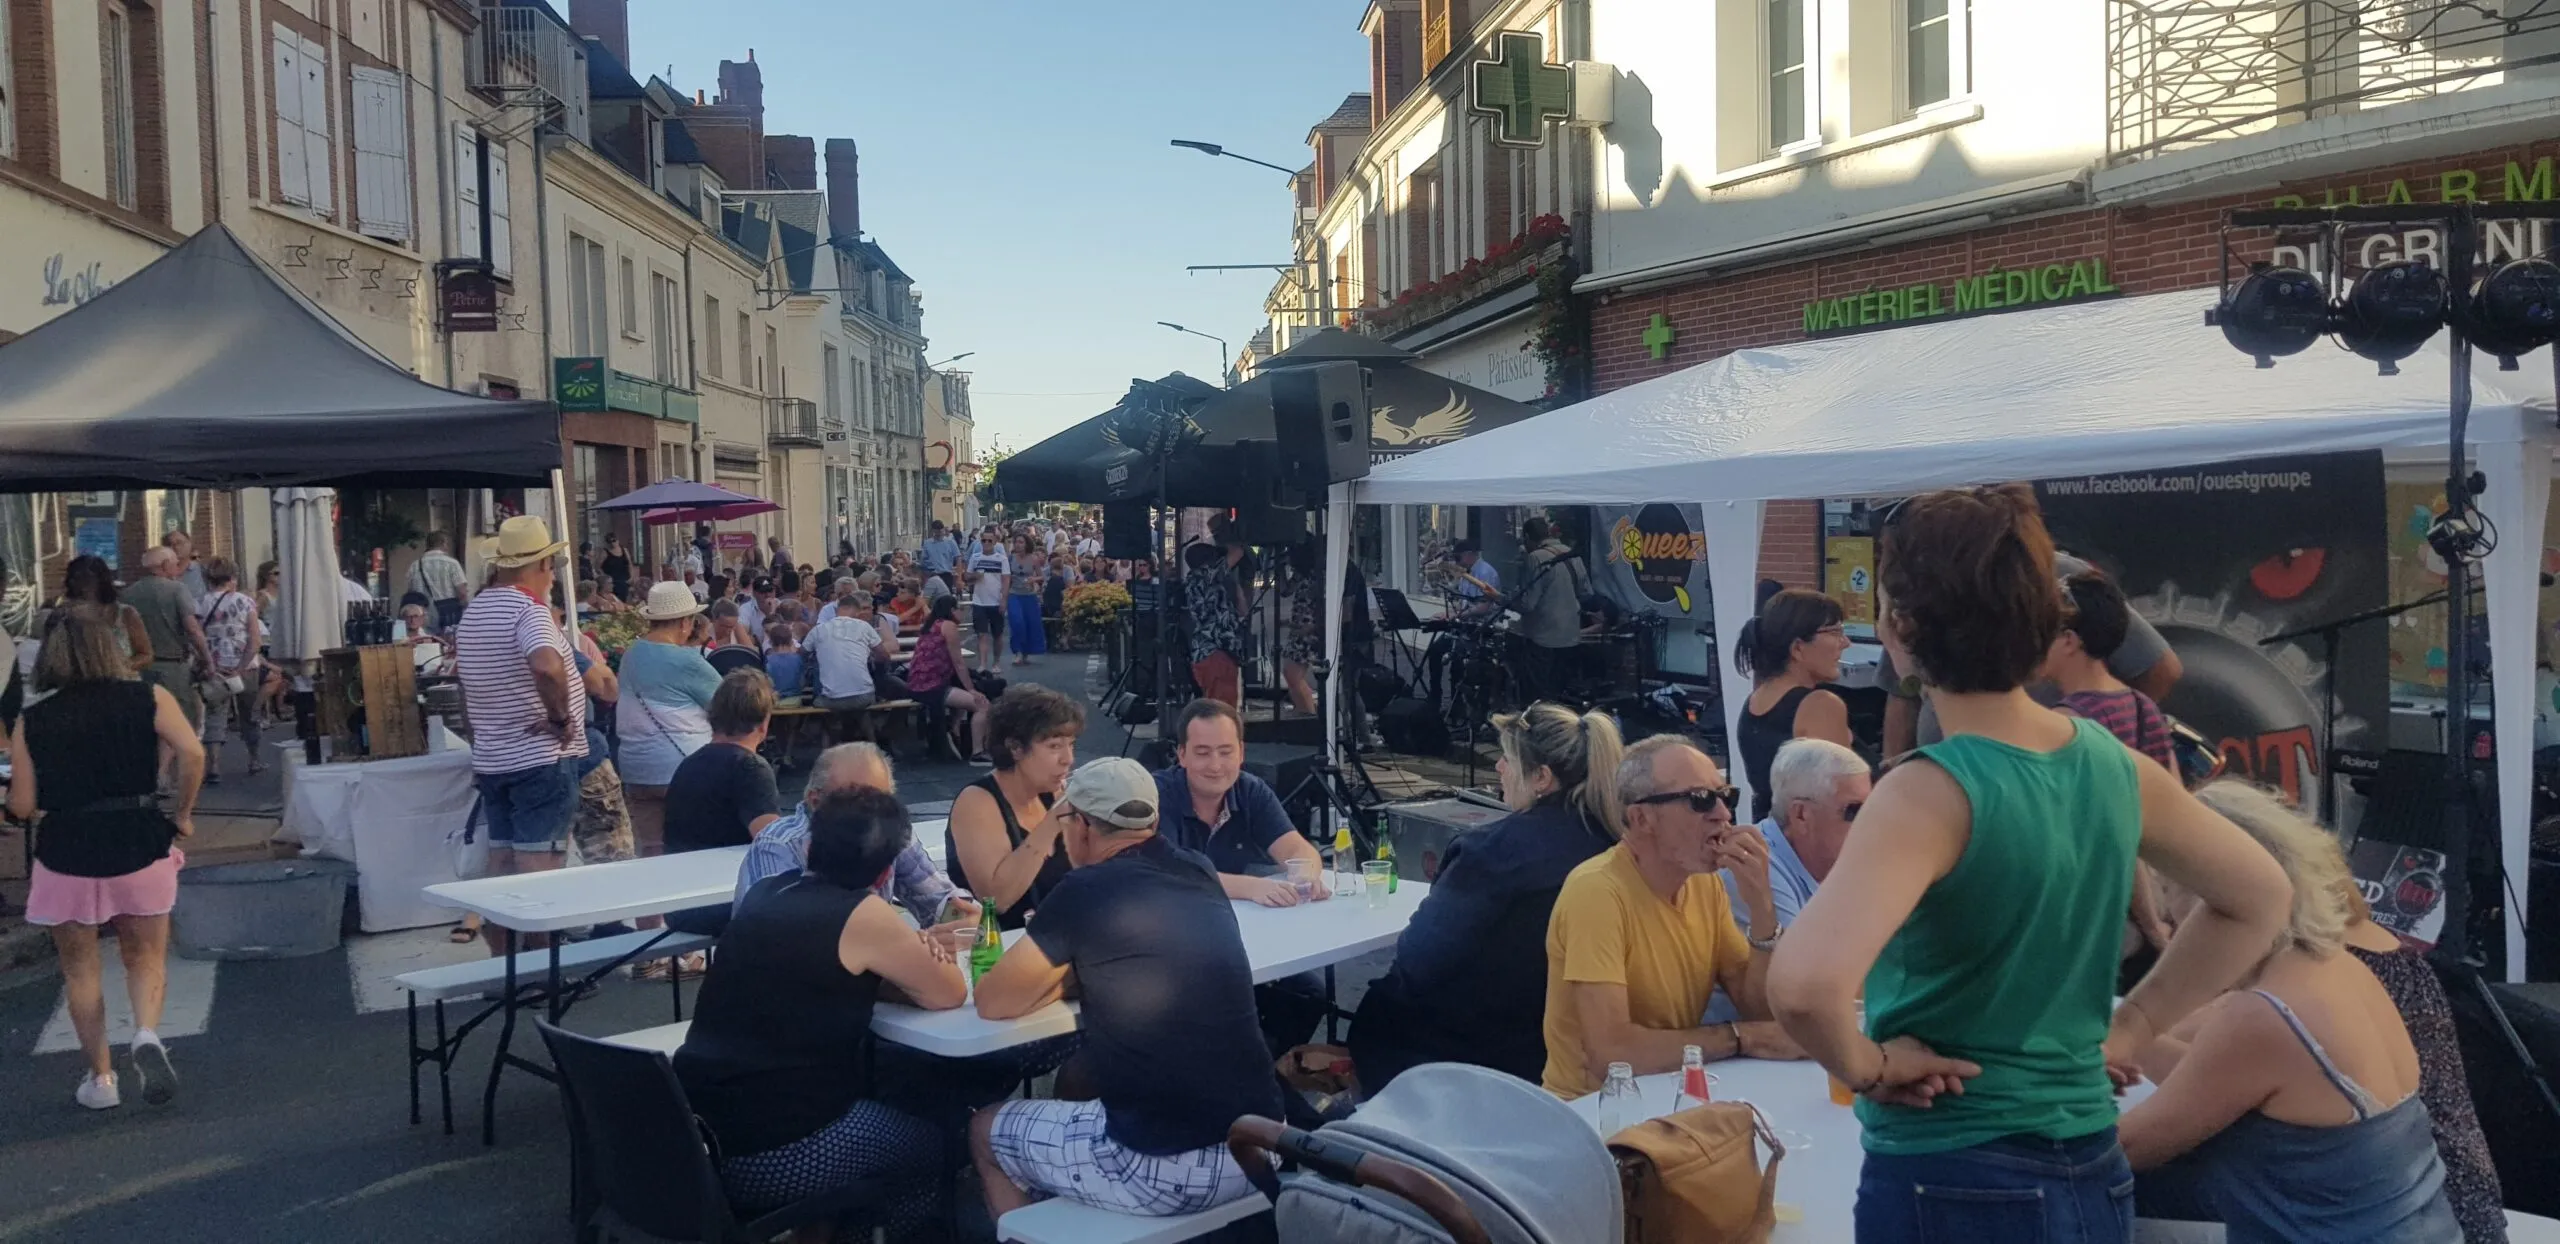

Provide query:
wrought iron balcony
left=470, top=3, right=589, bottom=140
left=767, top=398, right=822, bottom=447
left=2108, top=0, right=2560, bottom=163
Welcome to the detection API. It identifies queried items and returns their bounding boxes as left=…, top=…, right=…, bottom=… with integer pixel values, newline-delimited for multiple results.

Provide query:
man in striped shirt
left=456, top=517, right=588, bottom=953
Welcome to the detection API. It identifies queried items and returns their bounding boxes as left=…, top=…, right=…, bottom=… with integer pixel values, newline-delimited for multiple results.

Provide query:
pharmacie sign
left=1801, top=258, right=2118, bottom=337
left=2268, top=156, right=2560, bottom=273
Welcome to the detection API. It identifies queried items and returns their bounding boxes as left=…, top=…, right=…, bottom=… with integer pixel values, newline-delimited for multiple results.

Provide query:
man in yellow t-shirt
left=1542, top=735, right=1807, bottom=1097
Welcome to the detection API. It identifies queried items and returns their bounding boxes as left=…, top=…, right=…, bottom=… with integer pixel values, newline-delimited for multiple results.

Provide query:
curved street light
left=1157, top=321, right=1230, bottom=379
left=1169, top=139, right=1299, bottom=178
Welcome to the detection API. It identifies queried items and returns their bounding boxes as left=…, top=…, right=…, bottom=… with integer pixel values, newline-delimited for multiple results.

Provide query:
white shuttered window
left=450, top=126, right=514, bottom=277
left=272, top=27, right=334, bottom=214
left=452, top=125, right=483, bottom=259
left=351, top=67, right=411, bottom=242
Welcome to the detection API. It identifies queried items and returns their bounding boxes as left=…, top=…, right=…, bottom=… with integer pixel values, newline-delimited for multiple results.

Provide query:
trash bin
left=172, top=857, right=357, bottom=960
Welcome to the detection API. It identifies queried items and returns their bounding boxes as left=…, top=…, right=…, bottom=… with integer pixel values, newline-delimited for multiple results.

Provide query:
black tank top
left=673, top=874, right=880, bottom=1157
left=26, top=680, right=177, bottom=878
left=947, top=775, right=1067, bottom=931
left=1737, top=685, right=1815, bottom=824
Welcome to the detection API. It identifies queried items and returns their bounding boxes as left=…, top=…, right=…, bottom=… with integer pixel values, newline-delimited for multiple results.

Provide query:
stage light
left=2211, top=265, right=2329, bottom=367
left=2335, top=259, right=2448, bottom=376
left=2460, top=258, right=2560, bottom=371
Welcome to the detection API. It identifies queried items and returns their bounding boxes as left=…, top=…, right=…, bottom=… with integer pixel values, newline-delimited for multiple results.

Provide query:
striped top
left=2057, top=688, right=2175, bottom=772
left=456, top=586, right=588, bottom=776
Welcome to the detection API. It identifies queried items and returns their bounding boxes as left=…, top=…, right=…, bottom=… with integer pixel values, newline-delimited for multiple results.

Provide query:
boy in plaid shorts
left=970, top=758, right=1282, bottom=1217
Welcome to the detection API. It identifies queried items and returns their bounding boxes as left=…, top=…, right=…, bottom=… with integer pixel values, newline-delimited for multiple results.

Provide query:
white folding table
left=871, top=879, right=1430, bottom=1057
left=418, top=820, right=946, bottom=1144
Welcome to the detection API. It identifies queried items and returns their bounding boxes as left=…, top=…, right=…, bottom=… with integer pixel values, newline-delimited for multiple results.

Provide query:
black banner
left=2035, top=452, right=2387, bottom=806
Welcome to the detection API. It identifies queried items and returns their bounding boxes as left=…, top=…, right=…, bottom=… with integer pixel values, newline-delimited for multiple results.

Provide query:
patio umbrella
left=269, top=487, right=344, bottom=663
left=590, top=477, right=770, bottom=513
left=640, top=499, right=782, bottom=526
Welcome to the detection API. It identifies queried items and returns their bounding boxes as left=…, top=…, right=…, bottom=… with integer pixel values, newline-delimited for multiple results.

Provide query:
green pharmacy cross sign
left=1473, top=31, right=1570, bottom=148
left=1643, top=313, right=1677, bottom=360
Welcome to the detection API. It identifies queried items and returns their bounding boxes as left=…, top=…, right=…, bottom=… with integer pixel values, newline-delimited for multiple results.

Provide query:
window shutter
left=0, top=4, right=14, bottom=160
left=273, top=30, right=309, bottom=206
left=297, top=35, right=334, bottom=217
left=452, top=125, right=483, bottom=260
left=485, top=140, right=513, bottom=277
left=351, top=67, right=411, bottom=242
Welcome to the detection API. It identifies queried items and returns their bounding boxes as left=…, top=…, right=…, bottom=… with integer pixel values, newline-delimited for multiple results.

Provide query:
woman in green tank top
left=1765, top=485, right=2293, bottom=1244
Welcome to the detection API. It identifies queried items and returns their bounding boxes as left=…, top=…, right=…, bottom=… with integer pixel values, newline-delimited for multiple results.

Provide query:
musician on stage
left=1452, top=539, right=1502, bottom=622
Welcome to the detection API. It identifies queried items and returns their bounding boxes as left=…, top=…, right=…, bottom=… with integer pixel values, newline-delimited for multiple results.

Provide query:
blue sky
left=626, top=0, right=1373, bottom=455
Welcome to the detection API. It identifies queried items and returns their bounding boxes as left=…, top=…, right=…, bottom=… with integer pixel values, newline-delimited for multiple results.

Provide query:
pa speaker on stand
left=1269, top=360, right=1373, bottom=492
left=1103, top=501, right=1152, bottom=561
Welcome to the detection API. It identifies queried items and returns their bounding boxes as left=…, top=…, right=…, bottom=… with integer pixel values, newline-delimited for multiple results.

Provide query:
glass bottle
left=1679, top=1043, right=1713, bottom=1107
left=968, top=897, right=1003, bottom=982
left=1333, top=823, right=1359, bottom=896
left=1375, top=829, right=1397, bottom=893
left=1596, top=1061, right=1642, bottom=1138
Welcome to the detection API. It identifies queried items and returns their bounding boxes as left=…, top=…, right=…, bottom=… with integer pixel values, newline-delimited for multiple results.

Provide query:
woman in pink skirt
left=9, top=611, right=201, bottom=1110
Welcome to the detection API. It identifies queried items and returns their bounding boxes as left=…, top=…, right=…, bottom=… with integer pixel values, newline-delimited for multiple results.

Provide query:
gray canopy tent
left=0, top=223, right=559, bottom=492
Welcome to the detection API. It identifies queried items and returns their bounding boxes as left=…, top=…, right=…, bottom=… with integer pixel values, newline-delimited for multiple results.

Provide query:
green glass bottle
left=969, top=898, right=1003, bottom=982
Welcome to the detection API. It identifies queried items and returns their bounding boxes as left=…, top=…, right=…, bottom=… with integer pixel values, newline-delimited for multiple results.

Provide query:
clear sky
left=625, top=0, right=1373, bottom=456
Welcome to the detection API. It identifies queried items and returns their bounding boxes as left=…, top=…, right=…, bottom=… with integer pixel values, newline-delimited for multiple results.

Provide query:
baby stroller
left=1232, top=1063, right=1622, bottom=1244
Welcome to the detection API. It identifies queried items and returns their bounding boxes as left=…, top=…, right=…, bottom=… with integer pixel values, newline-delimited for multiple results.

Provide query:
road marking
left=0, top=1155, right=246, bottom=1241
left=33, top=954, right=218, bottom=1055
left=345, top=926, right=483, bottom=1016
left=279, top=1152, right=508, bottom=1216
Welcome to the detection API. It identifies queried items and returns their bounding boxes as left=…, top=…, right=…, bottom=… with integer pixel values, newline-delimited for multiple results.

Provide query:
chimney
left=567, top=0, right=629, bottom=68
left=767, top=134, right=816, bottom=191
left=694, top=57, right=767, bottom=189
left=825, top=138, right=860, bottom=242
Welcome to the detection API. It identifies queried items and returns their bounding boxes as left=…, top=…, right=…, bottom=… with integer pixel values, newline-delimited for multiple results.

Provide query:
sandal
left=447, top=925, right=476, bottom=944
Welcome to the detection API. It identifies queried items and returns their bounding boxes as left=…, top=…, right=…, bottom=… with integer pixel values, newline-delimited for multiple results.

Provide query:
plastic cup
left=1361, top=861, right=1393, bottom=907
left=1284, top=858, right=1319, bottom=901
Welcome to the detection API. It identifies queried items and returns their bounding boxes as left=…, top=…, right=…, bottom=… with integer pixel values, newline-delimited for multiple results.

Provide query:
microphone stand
left=2260, top=584, right=2459, bottom=825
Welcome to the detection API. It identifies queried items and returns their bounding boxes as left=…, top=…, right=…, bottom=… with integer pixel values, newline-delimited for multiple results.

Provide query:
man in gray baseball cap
left=969, top=757, right=1282, bottom=1218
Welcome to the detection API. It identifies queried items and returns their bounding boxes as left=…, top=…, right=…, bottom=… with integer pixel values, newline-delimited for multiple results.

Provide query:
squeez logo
left=1609, top=504, right=1704, bottom=612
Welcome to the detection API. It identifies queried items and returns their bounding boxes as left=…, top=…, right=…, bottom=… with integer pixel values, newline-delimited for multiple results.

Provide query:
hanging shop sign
left=1801, top=257, right=2119, bottom=337
left=553, top=357, right=608, bottom=412
left=438, top=260, right=499, bottom=333
left=1471, top=31, right=1571, bottom=148
left=715, top=532, right=758, bottom=551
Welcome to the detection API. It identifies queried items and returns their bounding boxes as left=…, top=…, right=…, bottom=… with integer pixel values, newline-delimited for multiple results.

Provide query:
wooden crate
left=316, top=645, right=425, bottom=761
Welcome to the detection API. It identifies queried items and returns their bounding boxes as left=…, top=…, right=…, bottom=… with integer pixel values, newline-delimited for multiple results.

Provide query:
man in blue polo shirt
left=1152, top=697, right=1332, bottom=1053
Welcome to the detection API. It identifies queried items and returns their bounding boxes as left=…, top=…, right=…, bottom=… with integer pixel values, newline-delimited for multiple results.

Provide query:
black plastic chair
left=534, top=1019, right=894, bottom=1244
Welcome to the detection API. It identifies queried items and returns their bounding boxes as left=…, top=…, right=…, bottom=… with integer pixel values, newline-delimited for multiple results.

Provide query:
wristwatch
left=1747, top=925, right=1784, bottom=954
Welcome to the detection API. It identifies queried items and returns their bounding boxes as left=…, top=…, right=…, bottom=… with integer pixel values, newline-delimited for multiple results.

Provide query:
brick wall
left=9, top=0, right=58, bottom=176
left=1588, top=135, right=2560, bottom=585
left=119, top=0, right=169, bottom=223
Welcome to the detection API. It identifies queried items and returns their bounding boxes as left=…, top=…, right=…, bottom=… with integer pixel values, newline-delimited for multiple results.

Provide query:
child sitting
left=762, top=622, right=810, bottom=704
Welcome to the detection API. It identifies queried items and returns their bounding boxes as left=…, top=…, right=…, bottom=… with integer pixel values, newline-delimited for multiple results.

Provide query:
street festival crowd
left=0, top=487, right=2524, bottom=1242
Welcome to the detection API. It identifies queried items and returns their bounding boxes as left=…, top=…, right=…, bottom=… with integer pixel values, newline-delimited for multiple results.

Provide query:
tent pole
left=550, top=470, right=576, bottom=623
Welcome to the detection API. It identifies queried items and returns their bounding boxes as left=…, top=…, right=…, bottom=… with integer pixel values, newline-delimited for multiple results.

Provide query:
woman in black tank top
left=1733, top=589, right=1857, bottom=822
left=675, top=788, right=967, bottom=1231
left=945, top=686, right=1084, bottom=929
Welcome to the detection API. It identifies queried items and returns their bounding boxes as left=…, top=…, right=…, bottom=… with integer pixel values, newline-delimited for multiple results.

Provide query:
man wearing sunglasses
left=1703, top=738, right=1870, bottom=1023
left=1541, top=735, right=1807, bottom=1098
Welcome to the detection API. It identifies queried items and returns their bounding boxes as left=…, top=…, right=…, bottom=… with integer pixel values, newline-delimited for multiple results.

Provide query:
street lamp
left=928, top=352, right=976, bottom=370
left=1169, top=139, right=1299, bottom=178
left=1157, top=321, right=1229, bottom=379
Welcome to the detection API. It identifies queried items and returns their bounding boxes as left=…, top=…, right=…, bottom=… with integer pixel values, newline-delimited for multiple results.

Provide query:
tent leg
left=550, top=470, right=577, bottom=623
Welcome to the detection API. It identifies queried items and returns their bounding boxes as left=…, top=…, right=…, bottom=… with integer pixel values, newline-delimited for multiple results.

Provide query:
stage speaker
left=1103, top=502, right=1152, bottom=560
left=1270, top=360, right=1371, bottom=494
left=1378, top=697, right=1450, bottom=757
left=1228, top=439, right=1311, bottom=546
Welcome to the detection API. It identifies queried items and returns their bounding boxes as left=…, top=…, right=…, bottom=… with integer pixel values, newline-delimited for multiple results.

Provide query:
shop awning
left=0, top=223, right=560, bottom=492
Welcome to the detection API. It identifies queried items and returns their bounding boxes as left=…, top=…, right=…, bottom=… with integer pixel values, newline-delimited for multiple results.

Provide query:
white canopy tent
left=1326, top=289, right=2557, bottom=979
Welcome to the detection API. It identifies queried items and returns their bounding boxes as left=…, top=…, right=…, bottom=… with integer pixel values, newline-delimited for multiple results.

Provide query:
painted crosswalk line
left=35, top=953, right=219, bottom=1055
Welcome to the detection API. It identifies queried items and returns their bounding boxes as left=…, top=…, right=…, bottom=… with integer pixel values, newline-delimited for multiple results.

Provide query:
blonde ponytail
left=1491, top=701, right=1627, bottom=841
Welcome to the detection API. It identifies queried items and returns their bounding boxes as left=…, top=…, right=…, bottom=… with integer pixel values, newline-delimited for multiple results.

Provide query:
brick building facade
left=1587, top=136, right=2560, bottom=591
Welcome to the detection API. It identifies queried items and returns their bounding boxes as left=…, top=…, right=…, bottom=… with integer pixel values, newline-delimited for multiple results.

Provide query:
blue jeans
left=1856, top=1127, right=2133, bottom=1244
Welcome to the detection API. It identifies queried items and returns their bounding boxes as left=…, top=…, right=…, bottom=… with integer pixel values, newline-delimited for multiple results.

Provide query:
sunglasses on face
left=1631, top=786, right=1742, bottom=817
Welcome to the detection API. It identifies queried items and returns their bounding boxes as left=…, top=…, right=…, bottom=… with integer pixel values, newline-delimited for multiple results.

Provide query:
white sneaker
left=75, top=1073, right=120, bottom=1110
left=130, top=1038, right=177, bottom=1106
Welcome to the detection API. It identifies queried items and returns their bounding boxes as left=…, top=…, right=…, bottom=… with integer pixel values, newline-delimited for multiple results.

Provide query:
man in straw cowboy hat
left=454, top=516, right=588, bottom=955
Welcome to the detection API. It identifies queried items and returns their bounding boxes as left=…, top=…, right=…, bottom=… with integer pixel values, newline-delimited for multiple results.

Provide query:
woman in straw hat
left=616, top=580, right=717, bottom=856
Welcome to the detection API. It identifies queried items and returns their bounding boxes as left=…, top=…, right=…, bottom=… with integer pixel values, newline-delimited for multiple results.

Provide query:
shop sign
left=715, top=532, right=757, bottom=551
left=553, top=357, right=607, bottom=412
left=438, top=261, right=498, bottom=333
left=40, top=254, right=118, bottom=307
left=1801, top=258, right=2119, bottom=337
left=2275, top=157, right=2560, bottom=211
left=1605, top=504, right=1705, bottom=613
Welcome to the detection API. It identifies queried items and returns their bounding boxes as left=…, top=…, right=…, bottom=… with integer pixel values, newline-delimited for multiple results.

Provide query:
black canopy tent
left=0, top=223, right=559, bottom=492
left=991, top=330, right=1544, bottom=506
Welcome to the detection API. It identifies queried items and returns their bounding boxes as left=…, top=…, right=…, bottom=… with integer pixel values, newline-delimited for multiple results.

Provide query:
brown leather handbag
left=1608, top=1102, right=1787, bottom=1244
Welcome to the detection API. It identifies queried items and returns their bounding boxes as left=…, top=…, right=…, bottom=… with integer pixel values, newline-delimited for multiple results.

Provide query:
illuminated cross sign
left=1472, top=31, right=1570, bottom=148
